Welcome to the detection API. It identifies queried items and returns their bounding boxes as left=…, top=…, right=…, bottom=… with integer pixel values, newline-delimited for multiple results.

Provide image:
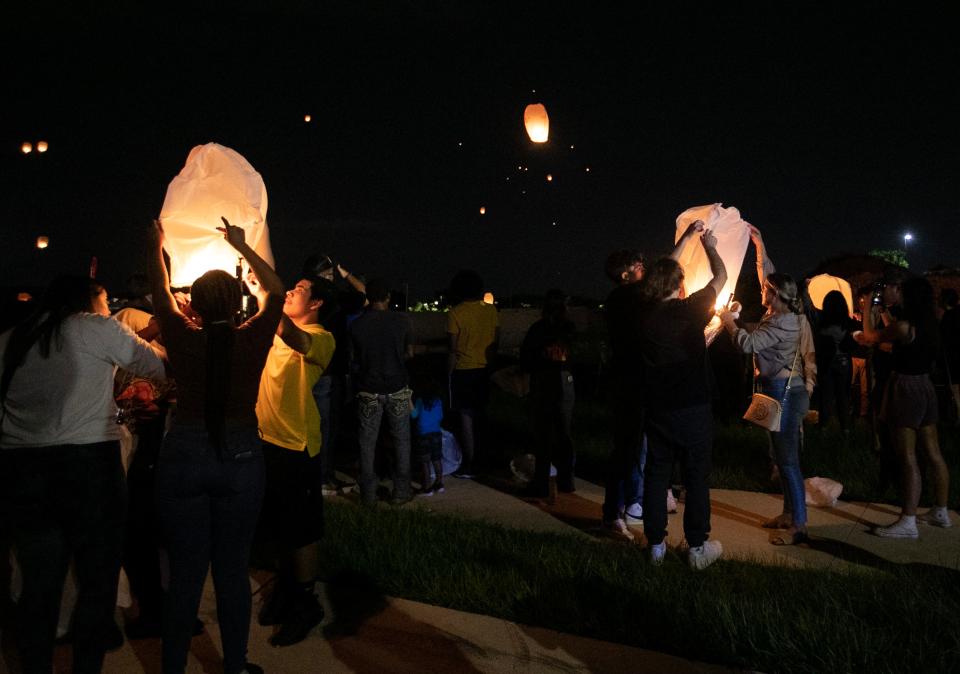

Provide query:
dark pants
left=643, top=404, right=713, bottom=547
left=357, top=387, right=412, bottom=504
left=602, top=382, right=644, bottom=522
left=312, top=374, right=344, bottom=484
left=530, top=371, right=576, bottom=492
left=0, top=441, right=125, bottom=674
left=818, top=357, right=852, bottom=430
left=155, top=423, right=264, bottom=674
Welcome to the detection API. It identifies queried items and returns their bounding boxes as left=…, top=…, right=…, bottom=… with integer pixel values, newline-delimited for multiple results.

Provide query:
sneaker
left=919, top=508, right=952, bottom=528
left=666, top=489, right=678, bottom=514
left=269, top=591, right=325, bottom=647
left=624, top=503, right=643, bottom=525
left=452, top=464, right=475, bottom=479
left=320, top=482, right=339, bottom=497
left=649, top=540, right=667, bottom=565
left=419, top=483, right=435, bottom=496
left=874, top=517, right=919, bottom=539
left=601, top=518, right=635, bottom=542
left=432, top=481, right=445, bottom=494
left=688, top=540, right=723, bottom=570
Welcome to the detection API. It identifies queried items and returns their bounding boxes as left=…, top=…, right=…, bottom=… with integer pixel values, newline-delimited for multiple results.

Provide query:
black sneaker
left=452, top=464, right=475, bottom=479
left=269, top=592, right=325, bottom=647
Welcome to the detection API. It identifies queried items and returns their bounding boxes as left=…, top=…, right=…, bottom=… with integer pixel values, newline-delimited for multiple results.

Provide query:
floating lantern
left=585, top=167, right=591, bottom=172
left=524, top=103, right=549, bottom=143
left=304, top=114, right=312, bottom=122
left=479, top=206, right=486, bottom=215
left=483, top=292, right=495, bottom=305
left=21, top=142, right=32, bottom=154
left=546, top=174, right=553, bottom=182
left=17, top=292, right=32, bottom=302
left=807, top=274, right=854, bottom=315
left=36, top=236, right=49, bottom=249
left=159, top=143, right=274, bottom=287
left=37, top=141, right=48, bottom=153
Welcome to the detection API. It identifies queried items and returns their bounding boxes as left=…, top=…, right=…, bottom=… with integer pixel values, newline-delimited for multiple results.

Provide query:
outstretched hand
left=700, top=229, right=718, bottom=249
left=685, top=219, right=706, bottom=237
left=216, top=217, right=246, bottom=249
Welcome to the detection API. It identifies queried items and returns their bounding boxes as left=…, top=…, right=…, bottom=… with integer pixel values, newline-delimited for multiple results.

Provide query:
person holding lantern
left=147, top=218, right=285, bottom=674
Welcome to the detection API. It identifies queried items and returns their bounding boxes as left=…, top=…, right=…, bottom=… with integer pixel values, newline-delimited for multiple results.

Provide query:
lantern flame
left=524, top=103, right=549, bottom=143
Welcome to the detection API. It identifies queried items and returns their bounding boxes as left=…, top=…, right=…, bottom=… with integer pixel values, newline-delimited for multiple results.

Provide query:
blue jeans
left=357, top=387, right=413, bottom=504
left=760, top=377, right=809, bottom=527
left=155, top=422, right=264, bottom=674
left=312, top=374, right=344, bottom=483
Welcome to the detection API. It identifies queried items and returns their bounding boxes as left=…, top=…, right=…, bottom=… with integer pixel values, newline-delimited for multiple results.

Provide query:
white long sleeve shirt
left=0, top=313, right=165, bottom=448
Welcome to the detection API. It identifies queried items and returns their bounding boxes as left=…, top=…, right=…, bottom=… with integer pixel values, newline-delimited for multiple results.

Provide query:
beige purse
left=743, top=336, right=802, bottom=432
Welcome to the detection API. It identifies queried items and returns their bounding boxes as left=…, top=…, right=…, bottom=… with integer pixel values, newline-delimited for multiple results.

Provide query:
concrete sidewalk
left=5, top=474, right=958, bottom=673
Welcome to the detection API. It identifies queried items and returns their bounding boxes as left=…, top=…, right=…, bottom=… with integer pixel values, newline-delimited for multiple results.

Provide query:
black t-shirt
left=636, top=286, right=716, bottom=409
left=605, top=283, right=645, bottom=374
left=349, top=309, right=412, bottom=393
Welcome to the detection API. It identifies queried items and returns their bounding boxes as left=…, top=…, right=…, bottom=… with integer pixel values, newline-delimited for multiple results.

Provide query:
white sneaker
left=602, top=518, right=635, bottom=542
left=650, top=541, right=667, bottom=565
left=874, top=517, right=919, bottom=538
left=688, top=540, right=723, bottom=570
left=666, top=489, right=678, bottom=514
left=625, top=503, right=643, bottom=524
left=919, top=508, right=952, bottom=528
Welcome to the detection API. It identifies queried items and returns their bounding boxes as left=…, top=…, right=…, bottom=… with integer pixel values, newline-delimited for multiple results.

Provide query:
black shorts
left=450, top=368, right=489, bottom=411
left=260, top=442, right=324, bottom=548
left=415, top=432, right=443, bottom=463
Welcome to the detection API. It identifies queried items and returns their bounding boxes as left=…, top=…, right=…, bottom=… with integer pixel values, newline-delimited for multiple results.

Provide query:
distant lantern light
left=21, top=142, right=32, bottom=154
left=304, top=114, right=312, bottom=122
left=585, top=167, right=591, bottom=172
left=524, top=103, right=549, bottom=143
left=37, top=141, right=48, bottom=153
left=569, top=144, right=575, bottom=149
left=17, top=292, right=32, bottom=302
left=483, top=292, right=495, bottom=304
left=546, top=174, right=553, bottom=182
left=36, top=236, right=49, bottom=249
left=479, top=206, right=486, bottom=215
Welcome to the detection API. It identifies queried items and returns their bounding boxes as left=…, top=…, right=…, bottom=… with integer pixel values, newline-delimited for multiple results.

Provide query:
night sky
left=3, top=3, right=959, bottom=301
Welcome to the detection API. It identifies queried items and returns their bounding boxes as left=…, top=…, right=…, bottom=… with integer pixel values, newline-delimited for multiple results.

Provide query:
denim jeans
left=312, top=374, right=344, bottom=484
left=1, top=441, right=125, bottom=674
left=155, top=422, right=264, bottom=674
left=357, top=387, right=412, bottom=504
left=602, top=383, right=645, bottom=522
left=760, top=377, right=809, bottom=527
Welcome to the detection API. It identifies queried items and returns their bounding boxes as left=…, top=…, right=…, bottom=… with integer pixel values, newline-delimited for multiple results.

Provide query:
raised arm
left=701, top=230, right=728, bottom=298
left=750, top=225, right=776, bottom=286
left=337, top=263, right=367, bottom=296
left=218, top=217, right=284, bottom=298
left=146, top=220, right=178, bottom=318
left=669, top=220, right=705, bottom=261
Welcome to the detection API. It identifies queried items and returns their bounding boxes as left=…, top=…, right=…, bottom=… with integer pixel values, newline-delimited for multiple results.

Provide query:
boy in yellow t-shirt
left=446, top=270, right=499, bottom=478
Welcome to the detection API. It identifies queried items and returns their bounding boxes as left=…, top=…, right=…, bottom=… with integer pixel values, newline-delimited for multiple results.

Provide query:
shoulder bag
left=743, top=335, right=802, bottom=432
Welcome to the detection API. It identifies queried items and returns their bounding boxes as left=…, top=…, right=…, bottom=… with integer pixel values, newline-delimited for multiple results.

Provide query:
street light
left=903, top=232, right=913, bottom=251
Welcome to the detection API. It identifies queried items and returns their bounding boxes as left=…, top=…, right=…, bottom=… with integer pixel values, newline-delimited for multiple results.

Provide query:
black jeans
left=530, top=371, right=576, bottom=492
left=155, top=423, right=264, bottom=674
left=602, top=379, right=644, bottom=522
left=642, top=404, right=713, bottom=548
left=0, top=441, right=125, bottom=674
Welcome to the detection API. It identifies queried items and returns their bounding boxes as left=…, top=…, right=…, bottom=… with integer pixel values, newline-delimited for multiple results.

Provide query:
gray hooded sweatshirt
left=730, top=312, right=817, bottom=391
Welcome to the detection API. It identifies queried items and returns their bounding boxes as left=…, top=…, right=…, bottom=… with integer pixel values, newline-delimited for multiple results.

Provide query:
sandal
left=762, top=514, right=793, bottom=529
left=771, top=529, right=809, bottom=546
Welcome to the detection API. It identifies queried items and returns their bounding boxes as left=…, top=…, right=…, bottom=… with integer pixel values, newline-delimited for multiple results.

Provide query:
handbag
left=743, top=334, right=802, bottom=432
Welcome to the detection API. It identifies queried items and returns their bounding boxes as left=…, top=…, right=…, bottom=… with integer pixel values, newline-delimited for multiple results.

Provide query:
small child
left=410, top=380, right=445, bottom=495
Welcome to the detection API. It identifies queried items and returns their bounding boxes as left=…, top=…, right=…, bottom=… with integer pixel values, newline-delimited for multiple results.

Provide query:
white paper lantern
left=524, top=103, right=549, bottom=143
left=673, top=203, right=751, bottom=309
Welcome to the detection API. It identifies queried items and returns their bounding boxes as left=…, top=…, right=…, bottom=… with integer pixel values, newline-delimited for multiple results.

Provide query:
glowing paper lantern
left=21, top=142, right=32, bottom=154
left=524, top=103, right=549, bottom=143
left=546, top=174, right=553, bottom=182
left=36, top=236, right=49, bottom=249
left=673, top=203, right=751, bottom=310
left=483, top=292, right=495, bottom=305
left=37, top=141, right=48, bottom=153
left=159, top=143, right=274, bottom=287
left=479, top=206, right=486, bottom=215
left=807, top=274, right=853, bottom=315
left=304, top=114, right=312, bottom=122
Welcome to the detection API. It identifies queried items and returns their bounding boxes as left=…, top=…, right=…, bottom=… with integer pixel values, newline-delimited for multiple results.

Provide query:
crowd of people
left=0, top=213, right=956, bottom=672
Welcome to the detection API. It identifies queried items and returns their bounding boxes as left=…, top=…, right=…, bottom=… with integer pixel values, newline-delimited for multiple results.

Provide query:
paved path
left=5, top=473, right=958, bottom=673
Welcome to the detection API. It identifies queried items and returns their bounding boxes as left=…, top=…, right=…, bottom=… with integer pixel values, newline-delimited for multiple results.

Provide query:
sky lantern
left=36, top=236, right=49, bottom=249
left=807, top=274, right=854, bottom=315
left=546, top=173, right=553, bottom=182
left=524, top=103, right=549, bottom=143
left=673, top=203, right=751, bottom=310
left=159, top=143, right=274, bottom=287
left=479, top=206, right=486, bottom=215
left=37, top=141, right=48, bottom=153
left=483, top=292, right=495, bottom=304
left=21, top=142, right=32, bottom=154
left=304, top=114, right=312, bottom=122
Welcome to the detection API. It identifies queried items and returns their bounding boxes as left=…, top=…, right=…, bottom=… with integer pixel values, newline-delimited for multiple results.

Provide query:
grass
left=320, top=501, right=960, bottom=674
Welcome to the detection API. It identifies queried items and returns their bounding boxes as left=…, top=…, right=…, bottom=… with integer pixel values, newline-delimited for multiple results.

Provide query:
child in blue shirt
left=411, top=379, right=445, bottom=495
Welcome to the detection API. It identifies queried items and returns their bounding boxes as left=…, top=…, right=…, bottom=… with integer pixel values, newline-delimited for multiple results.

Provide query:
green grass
left=320, top=501, right=960, bottom=674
